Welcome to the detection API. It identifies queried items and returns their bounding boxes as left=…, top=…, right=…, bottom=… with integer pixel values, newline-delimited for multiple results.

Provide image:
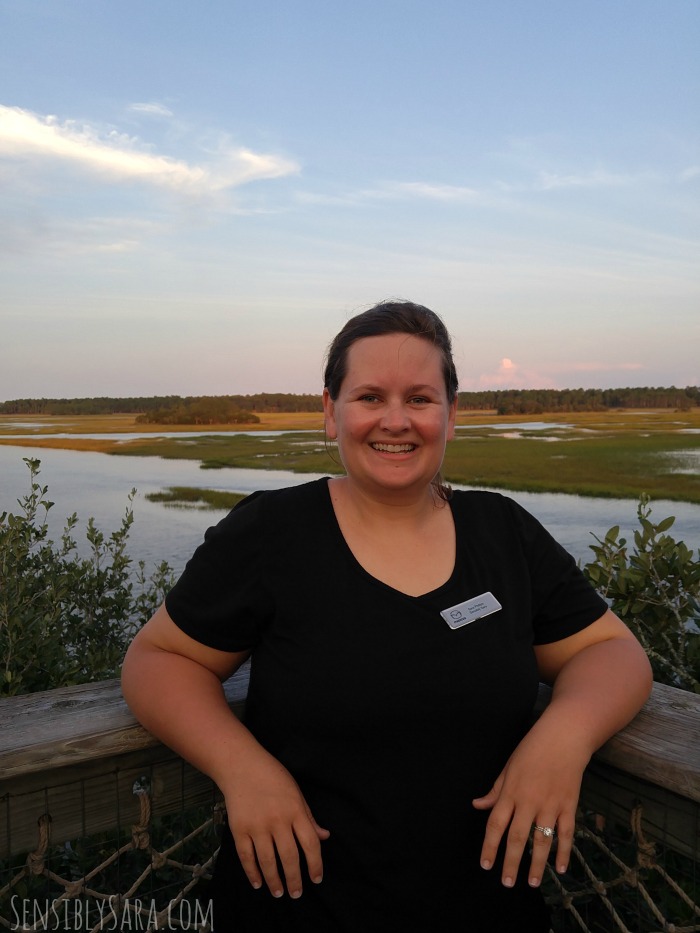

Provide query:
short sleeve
left=165, top=490, right=273, bottom=652
left=506, top=498, right=608, bottom=645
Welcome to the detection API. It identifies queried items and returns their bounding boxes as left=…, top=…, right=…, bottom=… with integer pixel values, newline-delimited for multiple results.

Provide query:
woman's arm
left=473, top=609, right=653, bottom=888
left=121, top=604, right=330, bottom=899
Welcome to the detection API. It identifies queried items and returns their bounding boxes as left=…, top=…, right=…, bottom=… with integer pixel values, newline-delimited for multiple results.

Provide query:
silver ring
left=534, top=825, right=556, bottom=839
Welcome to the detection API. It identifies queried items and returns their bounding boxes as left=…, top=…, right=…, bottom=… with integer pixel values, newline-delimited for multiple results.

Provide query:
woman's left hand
left=474, top=613, right=652, bottom=888
left=472, top=718, right=590, bottom=888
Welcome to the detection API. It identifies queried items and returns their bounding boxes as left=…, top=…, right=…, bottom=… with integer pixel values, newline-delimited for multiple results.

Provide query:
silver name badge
left=440, top=592, right=502, bottom=630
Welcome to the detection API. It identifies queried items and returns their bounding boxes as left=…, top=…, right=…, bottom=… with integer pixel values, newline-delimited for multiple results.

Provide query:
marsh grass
left=442, top=431, right=700, bottom=502
left=2, top=410, right=699, bottom=503
left=145, top=487, right=247, bottom=510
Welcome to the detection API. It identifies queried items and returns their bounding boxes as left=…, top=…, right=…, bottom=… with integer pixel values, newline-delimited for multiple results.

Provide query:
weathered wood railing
left=0, top=667, right=246, bottom=858
left=1, top=675, right=698, bottom=853
left=1, top=674, right=698, bottom=928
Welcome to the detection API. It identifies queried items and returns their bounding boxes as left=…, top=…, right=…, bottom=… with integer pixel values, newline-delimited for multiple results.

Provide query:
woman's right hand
left=224, top=748, right=330, bottom=899
left=121, top=606, right=330, bottom=899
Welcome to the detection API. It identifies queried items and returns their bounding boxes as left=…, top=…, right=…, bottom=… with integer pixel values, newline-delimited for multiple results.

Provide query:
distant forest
left=1, top=387, right=698, bottom=420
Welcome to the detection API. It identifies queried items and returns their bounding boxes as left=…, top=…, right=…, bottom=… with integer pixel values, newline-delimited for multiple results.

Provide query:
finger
left=251, top=836, right=287, bottom=898
left=552, top=812, right=575, bottom=875
left=294, top=817, right=326, bottom=885
left=233, top=834, right=264, bottom=892
left=527, top=821, right=557, bottom=887
left=472, top=790, right=498, bottom=809
left=273, top=831, right=304, bottom=899
left=500, top=814, right=534, bottom=887
left=472, top=772, right=505, bottom=811
left=310, top=815, right=331, bottom=841
left=479, top=802, right=513, bottom=871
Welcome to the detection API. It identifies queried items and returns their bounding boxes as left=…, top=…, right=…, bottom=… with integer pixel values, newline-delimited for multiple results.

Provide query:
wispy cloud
left=127, top=102, right=174, bottom=118
left=392, top=182, right=478, bottom=201
left=555, top=361, right=644, bottom=374
left=0, top=105, right=299, bottom=194
left=297, top=179, right=479, bottom=207
left=0, top=210, right=169, bottom=257
left=537, top=169, right=648, bottom=191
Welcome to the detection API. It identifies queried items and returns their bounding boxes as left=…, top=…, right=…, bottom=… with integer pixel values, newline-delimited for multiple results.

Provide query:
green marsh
left=113, top=414, right=700, bottom=504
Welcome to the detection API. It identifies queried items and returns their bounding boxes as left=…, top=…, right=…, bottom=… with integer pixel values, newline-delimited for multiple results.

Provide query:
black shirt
left=166, top=479, right=607, bottom=932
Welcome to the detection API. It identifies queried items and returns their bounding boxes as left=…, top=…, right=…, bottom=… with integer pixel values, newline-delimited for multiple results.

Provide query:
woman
left=122, top=300, right=652, bottom=932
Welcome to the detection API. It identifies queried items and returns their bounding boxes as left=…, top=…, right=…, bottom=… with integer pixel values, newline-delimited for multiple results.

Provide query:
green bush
left=0, top=458, right=174, bottom=696
left=583, top=495, right=700, bottom=693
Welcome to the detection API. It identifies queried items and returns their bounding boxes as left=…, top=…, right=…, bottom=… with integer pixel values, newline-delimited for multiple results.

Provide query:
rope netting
left=545, top=805, right=699, bottom=933
left=0, top=780, right=221, bottom=933
left=1, top=781, right=698, bottom=932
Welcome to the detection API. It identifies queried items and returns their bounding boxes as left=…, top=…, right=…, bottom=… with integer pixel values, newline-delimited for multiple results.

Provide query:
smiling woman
left=322, top=332, right=457, bottom=504
left=121, top=300, right=652, bottom=933
left=323, top=300, right=459, bottom=503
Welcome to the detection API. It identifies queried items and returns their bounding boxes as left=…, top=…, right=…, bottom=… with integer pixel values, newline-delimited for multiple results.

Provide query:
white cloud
left=127, top=102, right=174, bottom=117
left=0, top=105, right=299, bottom=194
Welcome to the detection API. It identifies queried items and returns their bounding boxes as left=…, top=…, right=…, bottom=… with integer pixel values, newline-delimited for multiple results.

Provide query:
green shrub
left=583, top=495, right=700, bottom=692
left=0, top=458, right=174, bottom=696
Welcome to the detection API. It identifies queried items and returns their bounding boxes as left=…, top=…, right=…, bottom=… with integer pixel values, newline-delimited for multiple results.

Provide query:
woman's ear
left=322, top=388, right=337, bottom=440
left=447, top=394, right=458, bottom=441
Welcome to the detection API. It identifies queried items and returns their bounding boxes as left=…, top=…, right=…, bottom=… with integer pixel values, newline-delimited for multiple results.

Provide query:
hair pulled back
left=324, top=300, right=459, bottom=402
left=323, top=300, right=458, bottom=501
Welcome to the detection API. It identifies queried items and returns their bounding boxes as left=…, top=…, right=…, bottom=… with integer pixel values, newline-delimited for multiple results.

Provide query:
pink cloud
left=473, top=358, right=557, bottom=390
left=460, top=358, right=647, bottom=391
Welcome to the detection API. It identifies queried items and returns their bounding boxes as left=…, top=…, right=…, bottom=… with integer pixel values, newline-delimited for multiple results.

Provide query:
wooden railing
left=1, top=673, right=699, bottom=930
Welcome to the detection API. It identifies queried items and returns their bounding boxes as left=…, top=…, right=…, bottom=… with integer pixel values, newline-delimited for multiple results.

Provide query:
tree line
left=1, top=386, right=698, bottom=417
left=459, top=386, right=700, bottom=415
left=0, top=393, right=324, bottom=417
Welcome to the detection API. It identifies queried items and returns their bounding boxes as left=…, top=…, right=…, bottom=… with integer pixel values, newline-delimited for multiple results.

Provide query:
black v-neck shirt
left=166, top=479, right=606, bottom=932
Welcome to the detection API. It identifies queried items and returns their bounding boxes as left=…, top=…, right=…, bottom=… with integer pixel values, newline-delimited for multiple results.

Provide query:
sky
left=1, top=0, right=698, bottom=400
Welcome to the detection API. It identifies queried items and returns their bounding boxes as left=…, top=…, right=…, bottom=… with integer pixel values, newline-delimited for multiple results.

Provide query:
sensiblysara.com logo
left=9, top=895, right=212, bottom=931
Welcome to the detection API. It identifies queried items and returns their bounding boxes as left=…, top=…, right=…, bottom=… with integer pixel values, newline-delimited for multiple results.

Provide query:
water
left=1, top=444, right=699, bottom=577
left=0, top=429, right=317, bottom=440
left=0, top=446, right=328, bottom=576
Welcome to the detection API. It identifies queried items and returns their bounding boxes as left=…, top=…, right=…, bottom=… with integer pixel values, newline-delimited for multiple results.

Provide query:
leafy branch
left=583, top=494, right=700, bottom=692
left=0, top=458, right=175, bottom=696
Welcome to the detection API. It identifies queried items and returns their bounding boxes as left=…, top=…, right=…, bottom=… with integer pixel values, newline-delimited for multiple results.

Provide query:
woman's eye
left=359, top=395, right=379, bottom=403
left=410, top=396, right=429, bottom=405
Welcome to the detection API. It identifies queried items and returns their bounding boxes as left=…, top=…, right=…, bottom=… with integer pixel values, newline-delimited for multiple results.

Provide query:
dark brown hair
left=324, top=300, right=458, bottom=401
left=324, top=300, right=458, bottom=500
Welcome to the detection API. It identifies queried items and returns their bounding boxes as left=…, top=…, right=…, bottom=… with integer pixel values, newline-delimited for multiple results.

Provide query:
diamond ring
left=534, top=825, right=556, bottom=839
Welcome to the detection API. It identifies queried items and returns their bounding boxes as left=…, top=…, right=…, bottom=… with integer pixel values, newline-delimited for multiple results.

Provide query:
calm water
left=1, top=443, right=699, bottom=577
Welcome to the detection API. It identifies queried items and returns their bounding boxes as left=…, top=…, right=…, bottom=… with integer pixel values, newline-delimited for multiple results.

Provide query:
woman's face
left=323, top=333, right=457, bottom=499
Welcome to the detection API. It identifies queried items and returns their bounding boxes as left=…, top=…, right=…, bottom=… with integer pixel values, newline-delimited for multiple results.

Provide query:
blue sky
left=1, top=0, right=698, bottom=399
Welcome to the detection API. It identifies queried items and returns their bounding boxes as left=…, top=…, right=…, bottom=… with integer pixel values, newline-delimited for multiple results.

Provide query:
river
left=1, top=442, right=699, bottom=577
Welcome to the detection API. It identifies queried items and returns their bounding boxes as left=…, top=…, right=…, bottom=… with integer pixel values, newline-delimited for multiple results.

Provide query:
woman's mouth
left=370, top=443, right=416, bottom=453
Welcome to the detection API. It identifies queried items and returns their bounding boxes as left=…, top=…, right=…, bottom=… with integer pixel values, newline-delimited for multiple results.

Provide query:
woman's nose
left=380, top=402, right=410, bottom=432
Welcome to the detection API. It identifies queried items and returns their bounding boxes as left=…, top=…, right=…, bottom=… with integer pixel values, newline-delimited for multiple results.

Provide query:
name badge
left=440, top=592, right=502, bottom=630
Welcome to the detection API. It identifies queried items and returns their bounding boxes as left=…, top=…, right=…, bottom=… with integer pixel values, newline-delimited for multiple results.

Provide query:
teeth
left=371, top=443, right=415, bottom=452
